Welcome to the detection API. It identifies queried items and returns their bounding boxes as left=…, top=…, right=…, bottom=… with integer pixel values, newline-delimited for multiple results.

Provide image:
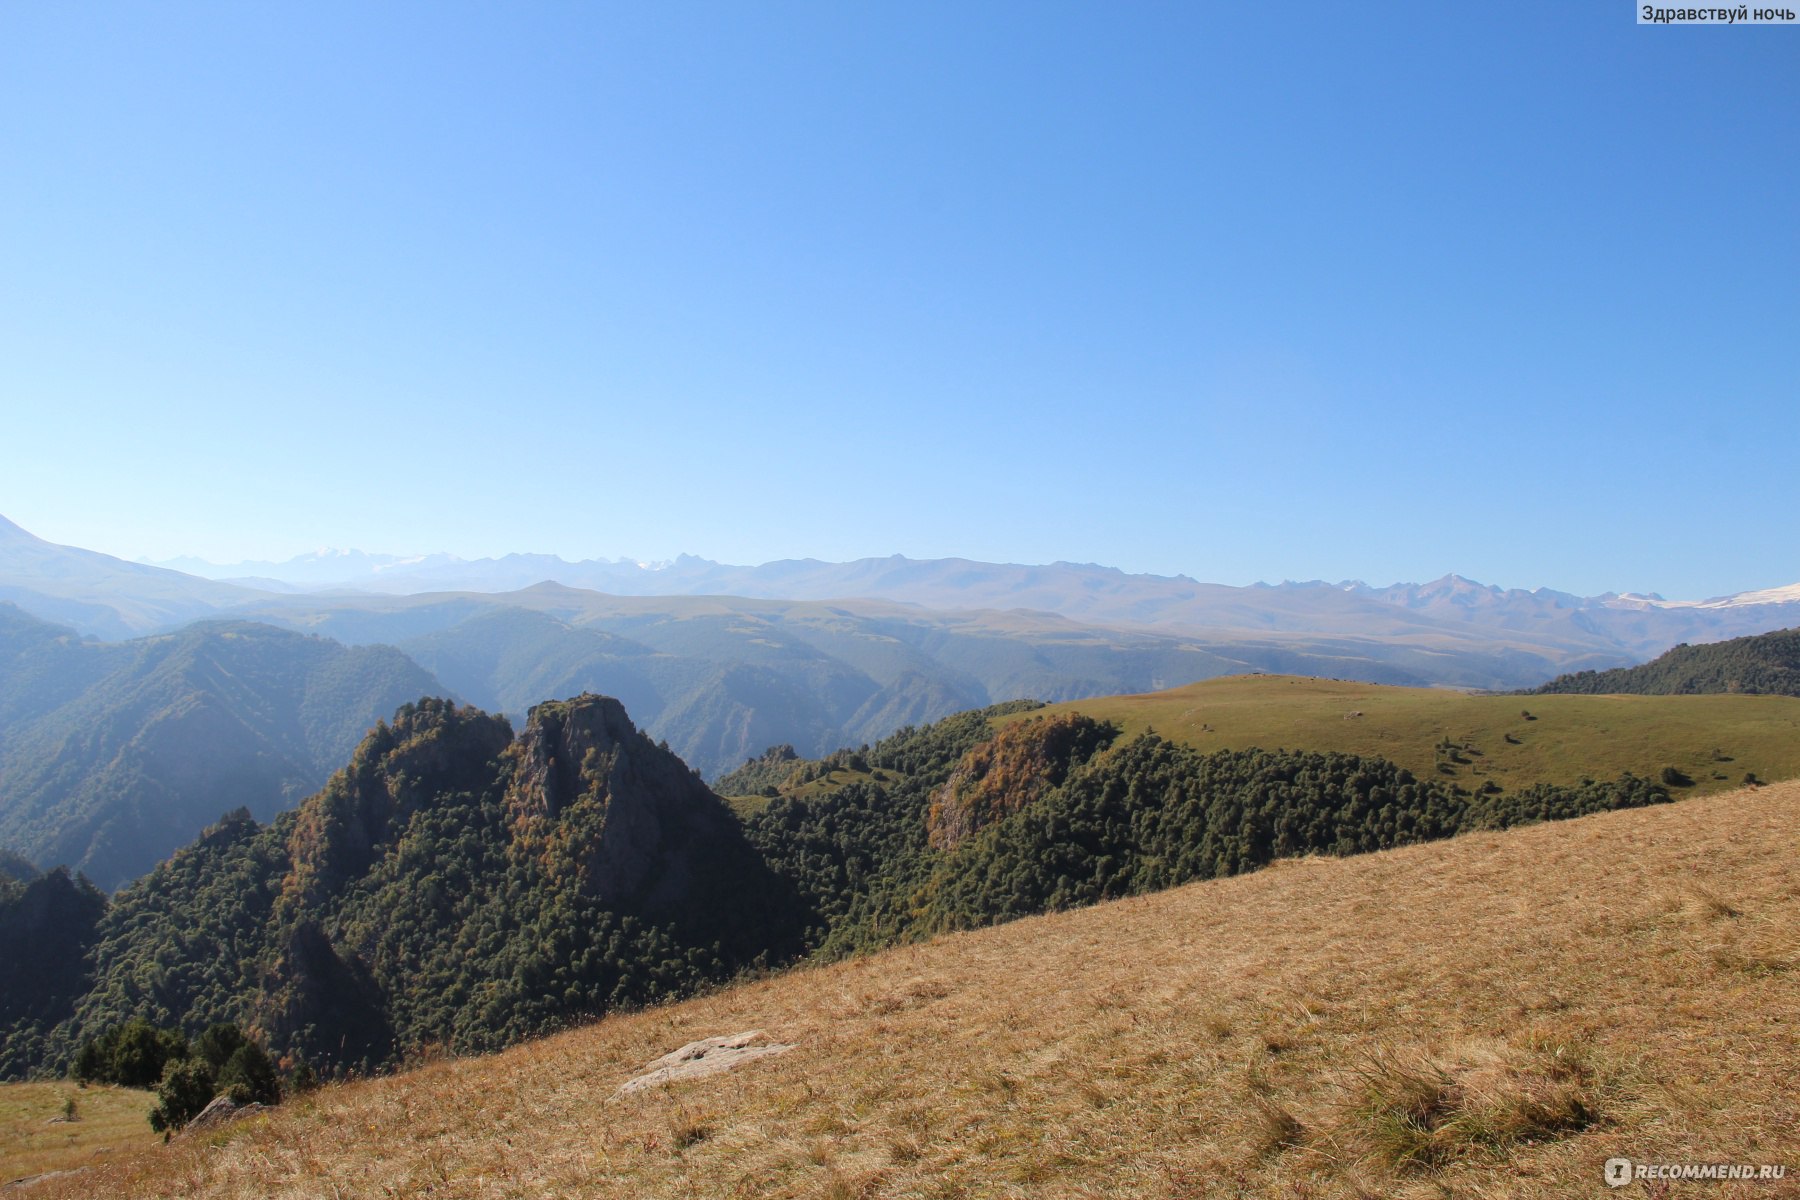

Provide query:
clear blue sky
left=2, top=2, right=1794, bottom=598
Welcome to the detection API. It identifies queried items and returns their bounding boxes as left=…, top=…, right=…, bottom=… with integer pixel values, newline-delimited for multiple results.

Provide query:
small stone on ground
left=616, top=1031, right=796, bottom=1094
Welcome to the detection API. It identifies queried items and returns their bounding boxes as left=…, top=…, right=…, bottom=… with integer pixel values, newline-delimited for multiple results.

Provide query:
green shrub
left=73, top=1019, right=189, bottom=1088
left=193, top=1022, right=249, bottom=1072
left=149, top=1058, right=216, bottom=1132
left=218, top=1042, right=280, bottom=1105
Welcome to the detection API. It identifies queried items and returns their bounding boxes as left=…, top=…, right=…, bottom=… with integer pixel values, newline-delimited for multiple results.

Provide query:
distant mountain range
left=2, top=510, right=1798, bottom=885
left=149, top=540, right=1800, bottom=616
left=144, top=537, right=1800, bottom=661
left=9, top=509, right=1800, bottom=707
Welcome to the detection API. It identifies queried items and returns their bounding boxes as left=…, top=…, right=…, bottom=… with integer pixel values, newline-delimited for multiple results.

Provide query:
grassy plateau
left=1011, top=674, right=1800, bottom=797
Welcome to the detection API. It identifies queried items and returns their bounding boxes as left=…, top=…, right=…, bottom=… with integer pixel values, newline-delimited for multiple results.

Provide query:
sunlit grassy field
left=23, top=780, right=1798, bottom=1198
left=1011, top=673, right=1800, bottom=796
left=0, top=1081, right=156, bottom=1187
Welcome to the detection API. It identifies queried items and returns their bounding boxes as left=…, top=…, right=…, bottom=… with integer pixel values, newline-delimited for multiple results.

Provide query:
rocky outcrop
left=926, top=714, right=1118, bottom=850
left=34, top=692, right=805, bottom=1082
left=615, top=1031, right=795, bottom=1095
left=505, top=694, right=755, bottom=920
left=181, top=1095, right=268, bottom=1133
left=282, top=699, right=512, bottom=909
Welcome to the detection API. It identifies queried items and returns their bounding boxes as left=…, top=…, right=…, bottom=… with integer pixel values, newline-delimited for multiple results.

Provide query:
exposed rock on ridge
left=927, top=714, right=1119, bottom=850
left=504, top=693, right=743, bottom=917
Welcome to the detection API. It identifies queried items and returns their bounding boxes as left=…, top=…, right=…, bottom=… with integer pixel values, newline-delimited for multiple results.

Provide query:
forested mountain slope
left=730, top=702, right=1676, bottom=958
left=0, top=695, right=802, bottom=1079
left=0, top=606, right=443, bottom=887
left=1532, top=626, right=1800, bottom=697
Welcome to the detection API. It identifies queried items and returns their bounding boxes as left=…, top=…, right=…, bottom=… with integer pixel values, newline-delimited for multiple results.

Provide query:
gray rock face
left=504, top=693, right=761, bottom=921
left=182, top=1095, right=268, bottom=1133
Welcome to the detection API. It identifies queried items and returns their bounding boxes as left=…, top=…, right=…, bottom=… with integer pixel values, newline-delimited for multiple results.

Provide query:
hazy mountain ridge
left=153, top=536, right=1800, bottom=664
left=250, top=592, right=1248, bottom=779
left=6, top=513, right=1799, bottom=822
left=13, top=515, right=1798, bottom=676
left=0, top=606, right=446, bottom=889
left=235, top=584, right=1684, bottom=777
left=0, top=516, right=264, bottom=639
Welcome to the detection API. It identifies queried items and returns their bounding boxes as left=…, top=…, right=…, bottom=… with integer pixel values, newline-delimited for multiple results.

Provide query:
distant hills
left=1532, top=626, right=1800, bottom=697
left=151, top=538, right=1800, bottom=664
left=0, top=515, right=258, bottom=639
left=0, top=606, right=443, bottom=888
left=8, top=514, right=1798, bottom=685
left=244, top=589, right=1269, bottom=778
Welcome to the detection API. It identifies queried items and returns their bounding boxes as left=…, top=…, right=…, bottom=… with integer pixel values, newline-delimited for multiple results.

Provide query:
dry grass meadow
left=13, top=781, right=1800, bottom=1199
left=0, top=1081, right=157, bottom=1187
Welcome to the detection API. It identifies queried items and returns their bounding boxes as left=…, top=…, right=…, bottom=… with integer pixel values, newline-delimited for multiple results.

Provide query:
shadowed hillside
left=29, top=781, right=1798, bottom=1198
left=0, top=606, right=446, bottom=888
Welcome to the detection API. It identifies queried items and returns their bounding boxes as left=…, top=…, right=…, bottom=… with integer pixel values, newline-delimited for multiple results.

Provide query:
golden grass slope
left=0, top=1082, right=156, bottom=1187
left=21, top=782, right=1800, bottom=1199
left=1016, top=673, right=1800, bottom=798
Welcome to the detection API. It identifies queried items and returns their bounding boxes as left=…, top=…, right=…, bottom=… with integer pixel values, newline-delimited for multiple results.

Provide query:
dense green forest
left=0, top=691, right=1678, bottom=1085
left=1532, top=627, right=1800, bottom=697
left=0, top=867, right=107, bottom=1076
left=0, top=847, right=39, bottom=883
left=738, top=707, right=1674, bottom=958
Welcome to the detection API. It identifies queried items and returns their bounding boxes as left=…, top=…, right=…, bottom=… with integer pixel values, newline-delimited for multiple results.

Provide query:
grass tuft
left=1249, top=1095, right=1306, bottom=1159
left=1342, top=1038, right=1601, bottom=1173
left=669, top=1107, right=710, bottom=1150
